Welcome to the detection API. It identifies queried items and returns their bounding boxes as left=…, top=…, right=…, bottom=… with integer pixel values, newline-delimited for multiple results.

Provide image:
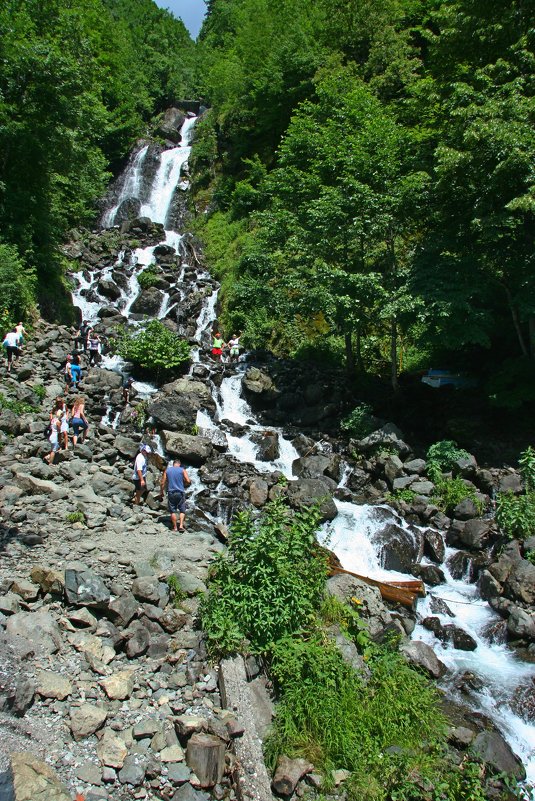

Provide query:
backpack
left=44, top=424, right=52, bottom=438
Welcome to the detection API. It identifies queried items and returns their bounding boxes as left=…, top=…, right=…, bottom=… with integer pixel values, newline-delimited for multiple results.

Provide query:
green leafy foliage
left=0, top=244, right=37, bottom=328
left=66, top=511, right=85, bottom=524
left=432, top=477, right=482, bottom=517
left=200, top=499, right=327, bottom=656
left=340, top=403, right=376, bottom=439
left=519, top=447, right=535, bottom=493
left=117, top=320, right=190, bottom=380
left=167, top=574, right=186, bottom=606
left=426, top=440, right=471, bottom=481
left=137, top=268, right=160, bottom=290
left=0, top=392, right=36, bottom=415
left=496, top=492, right=535, bottom=542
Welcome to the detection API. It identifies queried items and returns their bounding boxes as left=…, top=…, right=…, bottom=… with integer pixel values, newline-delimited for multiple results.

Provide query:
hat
left=140, top=444, right=152, bottom=453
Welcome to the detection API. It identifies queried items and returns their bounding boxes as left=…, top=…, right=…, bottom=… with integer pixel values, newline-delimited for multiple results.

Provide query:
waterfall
left=102, top=144, right=149, bottom=228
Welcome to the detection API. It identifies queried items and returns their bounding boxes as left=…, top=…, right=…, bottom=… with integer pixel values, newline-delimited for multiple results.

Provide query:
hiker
left=15, top=322, right=27, bottom=347
left=44, top=409, right=62, bottom=464
left=227, top=333, right=241, bottom=362
left=2, top=328, right=20, bottom=373
left=71, top=396, right=88, bottom=446
left=74, top=321, right=89, bottom=352
left=70, top=354, right=82, bottom=388
left=53, top=397, right=69, bottom=450
left=132, top=444, right=151, bottom=505
left=122, top=375, right=134, bottom=405
left=64, top=354, right=73, bottom=392
left=159, top=458, right=191, bottom=532
left=211, top=332, right=224, bottom=361
left=87, top=331, right=101, bottom=366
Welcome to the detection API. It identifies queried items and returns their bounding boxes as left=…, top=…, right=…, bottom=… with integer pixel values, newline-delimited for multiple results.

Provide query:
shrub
left=341, top=403, right=376, bottom=439
left=137, top=267, right=159, bottom=290
left=200, top=499, right=327, bottom=656
left=0, top=393, right=35, bottom=415
left=519, top=446, right=535, bottom=493
left=496, top=492, right=535, bottom=541
left=66, top=511, right=85, bottom=524
left=0, top=243, right=36, bottom=328
left=432, top=476, right=483, bottom=516
left=117, top=320, right=190, bottom=380
left=426, top=439, right=471, bottom=481
left=167, top=574, right=186, bottom=606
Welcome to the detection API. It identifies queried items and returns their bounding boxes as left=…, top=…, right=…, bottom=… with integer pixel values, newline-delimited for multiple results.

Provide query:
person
left=15, top=322, right=27, bottom=347
left=132, top=444, right=152, bottom=505
left=122, top=375, right=134, bottom=405
left=87, top=331, right=100, bottom=366
left=71, top=396, right=89, bottom=446
left=227, top=333, right=241, bottom=362
left=74, top=321, right=89, bottom=352
left=2, top=328, right=20, bottom=373
left=53, top=397, right=69, bottom=450
left=64, top=354, right=73, bottom=392
left=159, top=458, right=191, bottom=532
left=211, top=332, right=224, bottom=361
left=44, top=410, right=62, bottom=464
left=70, top=354, right=82, bottom=388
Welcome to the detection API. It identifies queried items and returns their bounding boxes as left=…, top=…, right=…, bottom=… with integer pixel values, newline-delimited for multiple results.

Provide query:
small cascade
left=102, top=144, right=149, bottom=227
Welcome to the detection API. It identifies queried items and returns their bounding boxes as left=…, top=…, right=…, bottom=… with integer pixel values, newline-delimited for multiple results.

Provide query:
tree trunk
left=390, top=317, right=399, bottom=393
left=355, top=324, right=365, bottom=373
left=529, top=316, right=535, bottom=360
left=344, top=331, right=356, bottom=377
left=504, top=283, right=528, bottom=357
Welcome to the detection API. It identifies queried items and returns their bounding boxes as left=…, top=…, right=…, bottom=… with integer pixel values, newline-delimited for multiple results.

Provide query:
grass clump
left=66, top=511, right=85, bottom=524
left=137, top=267, right=160, bottom=290
left=167, top=574, right=186, bottom=606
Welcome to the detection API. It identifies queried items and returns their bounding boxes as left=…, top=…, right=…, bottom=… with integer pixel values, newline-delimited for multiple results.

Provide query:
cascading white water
left=102, top=144, right=149, bottom=227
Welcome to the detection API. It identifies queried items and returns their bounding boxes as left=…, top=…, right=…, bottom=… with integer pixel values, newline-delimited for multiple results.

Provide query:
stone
left=272, top=756, right=314, bottom=796
left=286, top=477, right=338, bottom=522
left=423, top=528, right=445, bottom=563
left=10, top=579, right=39, bottom=601
left=507, top=607, right=535, bottom=640
left=131, top=576, right=168, bottom=606
left=7, top=677, right=35, bottom=716
left=453, top=497, right=479, bottom=520
left=160, top=608, right=187, bottom=633
left=403, top=458, right=426, bottom=474
left=118, top=755, right=146, bottom=786
left=133, top=719, right=163, bottom=740
left=64, top=568, right=110, bottom=608
left=471, top=731, right=525, bottom=779
left=9, top=752, right=71, bottom=801
left=67, top=607, right=98, bottom=629
left=70, top=703, right=108, bottom=740
left=97, top=730, right=128, bottom=769
left=107, top=592, right=139, bottom=627
left=399, top=640, right=447, bottom=679
left=100, top=669, right=136, bottom=700
left=457, top=519, right=492, bottom=550
left=410, top=480, right=434, bottom=495
left=68, top=631, right=115, bottom=664
left=36, top=670, right=72, bottom=700
left=498, top=472, right=523, bottom=494
left=372, top=523, right=423, bottom=574
left=249, top=477, right=268, bottom=507
left=449, top=726, right=476, bottom=747
left=124, top=621, right=150, bottom=658
left=76, top=762, right=103, bottom=785
left=168, top=763, right=191, bottom=785
left=30, top=565, right=65, bottom=595
left=357, top=423, right=411, bottom=457
left=175, top=715, right=206, bottom=738
left=6, top=610, right=62, bottom=654
left=422, top=617, right=477, bottom=650
left=326, top=574, right=394, bottom=640
left=0, top=592, right=20, bottom=615
left=171, top=786, right=210, bottom=801
left=384, top=454, right=404, bottom=483
left=161, top=431, right=213, bottom=466
left=504, top=559, right=535, bottom=605
left=160, top=745, right=185, bottom=763
left=186, top=733, right=226, bottom=788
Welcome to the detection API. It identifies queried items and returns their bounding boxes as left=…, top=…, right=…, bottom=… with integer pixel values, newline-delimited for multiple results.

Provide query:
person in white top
left=132, top=444, right=152, bottom=505
left=2, top=328, right=20, bottom=373
left=15, top=322, right=27, bottom=346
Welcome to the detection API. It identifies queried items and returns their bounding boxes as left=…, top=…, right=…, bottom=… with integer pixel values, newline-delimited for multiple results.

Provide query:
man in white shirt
left=2, top=328, right=20, bottom=373
left=132, top=444, right=152, bottom=505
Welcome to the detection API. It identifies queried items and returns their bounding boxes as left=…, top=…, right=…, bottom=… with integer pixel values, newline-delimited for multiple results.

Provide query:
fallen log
left=328, top=566, right=424, bottom=609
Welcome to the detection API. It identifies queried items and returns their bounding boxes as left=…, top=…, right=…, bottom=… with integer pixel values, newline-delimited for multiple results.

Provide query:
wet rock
left=373, top=523, right=423, bottom=574
left=507, top=607, right=535, bottom=641
left=242, top=367, right=278, bottom=401
left=130, top=287, right=164, bottom=315
left=9, top=752, right=71, bottom=801
left=155, top=107, right=186, bottom=143
left=98, top=279, right=121, bottom=300
left=422, top=617, right=477, bottom=650
left=292, top=453, right=341, bottom=482
left=456, top=519, right=492, bottom=550
left=414, top=564, right=445, bottom=586
left=286, top=477, right=337, bottom=522
left=478, top=570, right=503, bottom=601
left=70, top=703, right=108, bottom=740
left=423, top=528, right=445, bottom=563
left=250, top=430, right=280, bottom=461
left=64, top=568, right=110, bottom=608
left=36, top=670, right=72, bottom=700
left=399, top=640, right=447, bottom=679
left=471, top=730, right=525, bottom=779
left=272, top=756, right=314, bottom=796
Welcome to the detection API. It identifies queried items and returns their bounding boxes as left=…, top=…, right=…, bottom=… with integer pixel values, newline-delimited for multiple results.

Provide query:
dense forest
left=191, top=0, right=535, bottom=411
left=0, top=0, right=196, bottom=322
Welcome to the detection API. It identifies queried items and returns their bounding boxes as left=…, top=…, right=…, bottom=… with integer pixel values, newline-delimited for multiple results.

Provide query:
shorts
left=71, top=417, right=88, bottom=437
left=5, top=346, right=19, bottom=362
left=133, top=478, right=147, bottom=493
left=212, top=348, right=222, bottom=357
left=168, top=490, right=186, bottom=514
left=48, top=439, right=60, bottom=452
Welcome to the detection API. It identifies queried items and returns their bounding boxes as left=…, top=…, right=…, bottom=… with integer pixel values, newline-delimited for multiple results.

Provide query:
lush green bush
left=117, top=320, right=190, bottom=379
left=496, top=492, right=535, bottom=541
left=426, top=440, right=471, bottom=481
left=137, top=267, right=160, bottom=290
left=519, top=446, right=535, bottom=493
left=200, top=500, right=327, bottom=656
left=341, top=403, right=376, bottom=439
left=432, top=476, right=482, bottom=516
left=0, top=244, right=37, bottom=329
left=265, top=635, right=450, bottom=800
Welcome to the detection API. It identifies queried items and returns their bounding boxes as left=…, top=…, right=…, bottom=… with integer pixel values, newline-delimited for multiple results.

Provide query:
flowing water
left=72, top=114, right=535, bottom=781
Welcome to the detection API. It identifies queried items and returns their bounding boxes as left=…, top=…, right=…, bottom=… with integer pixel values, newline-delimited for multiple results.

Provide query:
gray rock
left=8, top=677, right=36, bottom=716
left=64, top=568, right=110, bottom=608
left=124, top=621, right=150, bottom=658
left=357, top=424, right=411, bottom=458
left=161, top=431, right=213, bottom=465
left=249, top=477, right=268, bottom=507
left=36, top=671, right=72, bottom=700
left=130, top=287, right=164, bottom=315
left=457, top=519, right=491, bottom=550
left=384, top=454, right=404, bottom=483
left=0, top=592, right=21, bottom=616
left=6, top=610, right=62, bottom=654
left=70, top=703, right=108, bottom=740
left=285, top=477, right=338, bottom=522
left=453, top=498, right=480, bottom=520
left=498, top=472, right=523, bottom=494
left=410, top=480, right=434, bottom=496
left=272, top=756, right=314, bottom=796
left=107, top=593, right=139, bottom=627
left=403, top=458, right=426, bottom=475
left=171, top=785, right=210, bottom=801
left=168, top=763, right=191, bottom=785
left=504, top=559, right=535, bottom=605
left=423, top=529, right=445, bottom=563
left=507, top=607, right=535, bottom=640
left=326, top=574, right=394, bottom=640
left=392, top=475, right=416, bottom=492
left=131, top=576, right=168, bottom=606
left=373, top=523, right=423, bottom=574
left=10, top=579, right=39, bottom=602
left=471, top=730, right=525, bottom=779
left=118, top=755, right=146, bottom=786
left=422, top=617, right=477, bottom=650
left=399, top=640, right=447, bottom=679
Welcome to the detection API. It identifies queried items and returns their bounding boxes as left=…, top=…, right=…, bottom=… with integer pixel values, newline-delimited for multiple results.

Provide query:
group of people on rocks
left=131, top=445, right=191, bottom=532
left=211, top=331, right=241, bottom=362
left=44, top=395, right=89, bottom=465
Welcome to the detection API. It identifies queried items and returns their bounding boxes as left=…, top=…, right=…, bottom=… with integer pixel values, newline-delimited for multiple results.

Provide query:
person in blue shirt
left=159, top=458, right=191, bottom=532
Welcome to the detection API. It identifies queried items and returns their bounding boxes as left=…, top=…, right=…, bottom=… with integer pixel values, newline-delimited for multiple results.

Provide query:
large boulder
left=471, top=730, right=525, bottom=780
left=9, top=752, right=71, bottom=801
left=149, top=395, right=198, bottom=432
left=64, top=568, right=110, bottom=608
left=285, top=477, right=338, bottom=522
left=250, top=430, right=280, bottom=461
left=242, top=368, right=279, bottom=404
left=161, top=431, right=213, bottom=466
left=503, top=559, right=535, bottom=605
left=155, top=107, right=186, bottom=143
left=372, top=523, right=423, bottom=574
left=6, top=611, right=62, bottom=654
left=399, top=640, right=447, bottom=679
left=422, top=617, right=477, bottom=650
left=356, top=423, right=411, bottom=458
left=161, top=377, right=216, bottom=413
left=457, top=519, right=492, bottom=550
left=292, top=453, right=342, bottom=483
left=130, top=287, right=164, bottom=315
left=326, top=574, right=395, bottom=641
